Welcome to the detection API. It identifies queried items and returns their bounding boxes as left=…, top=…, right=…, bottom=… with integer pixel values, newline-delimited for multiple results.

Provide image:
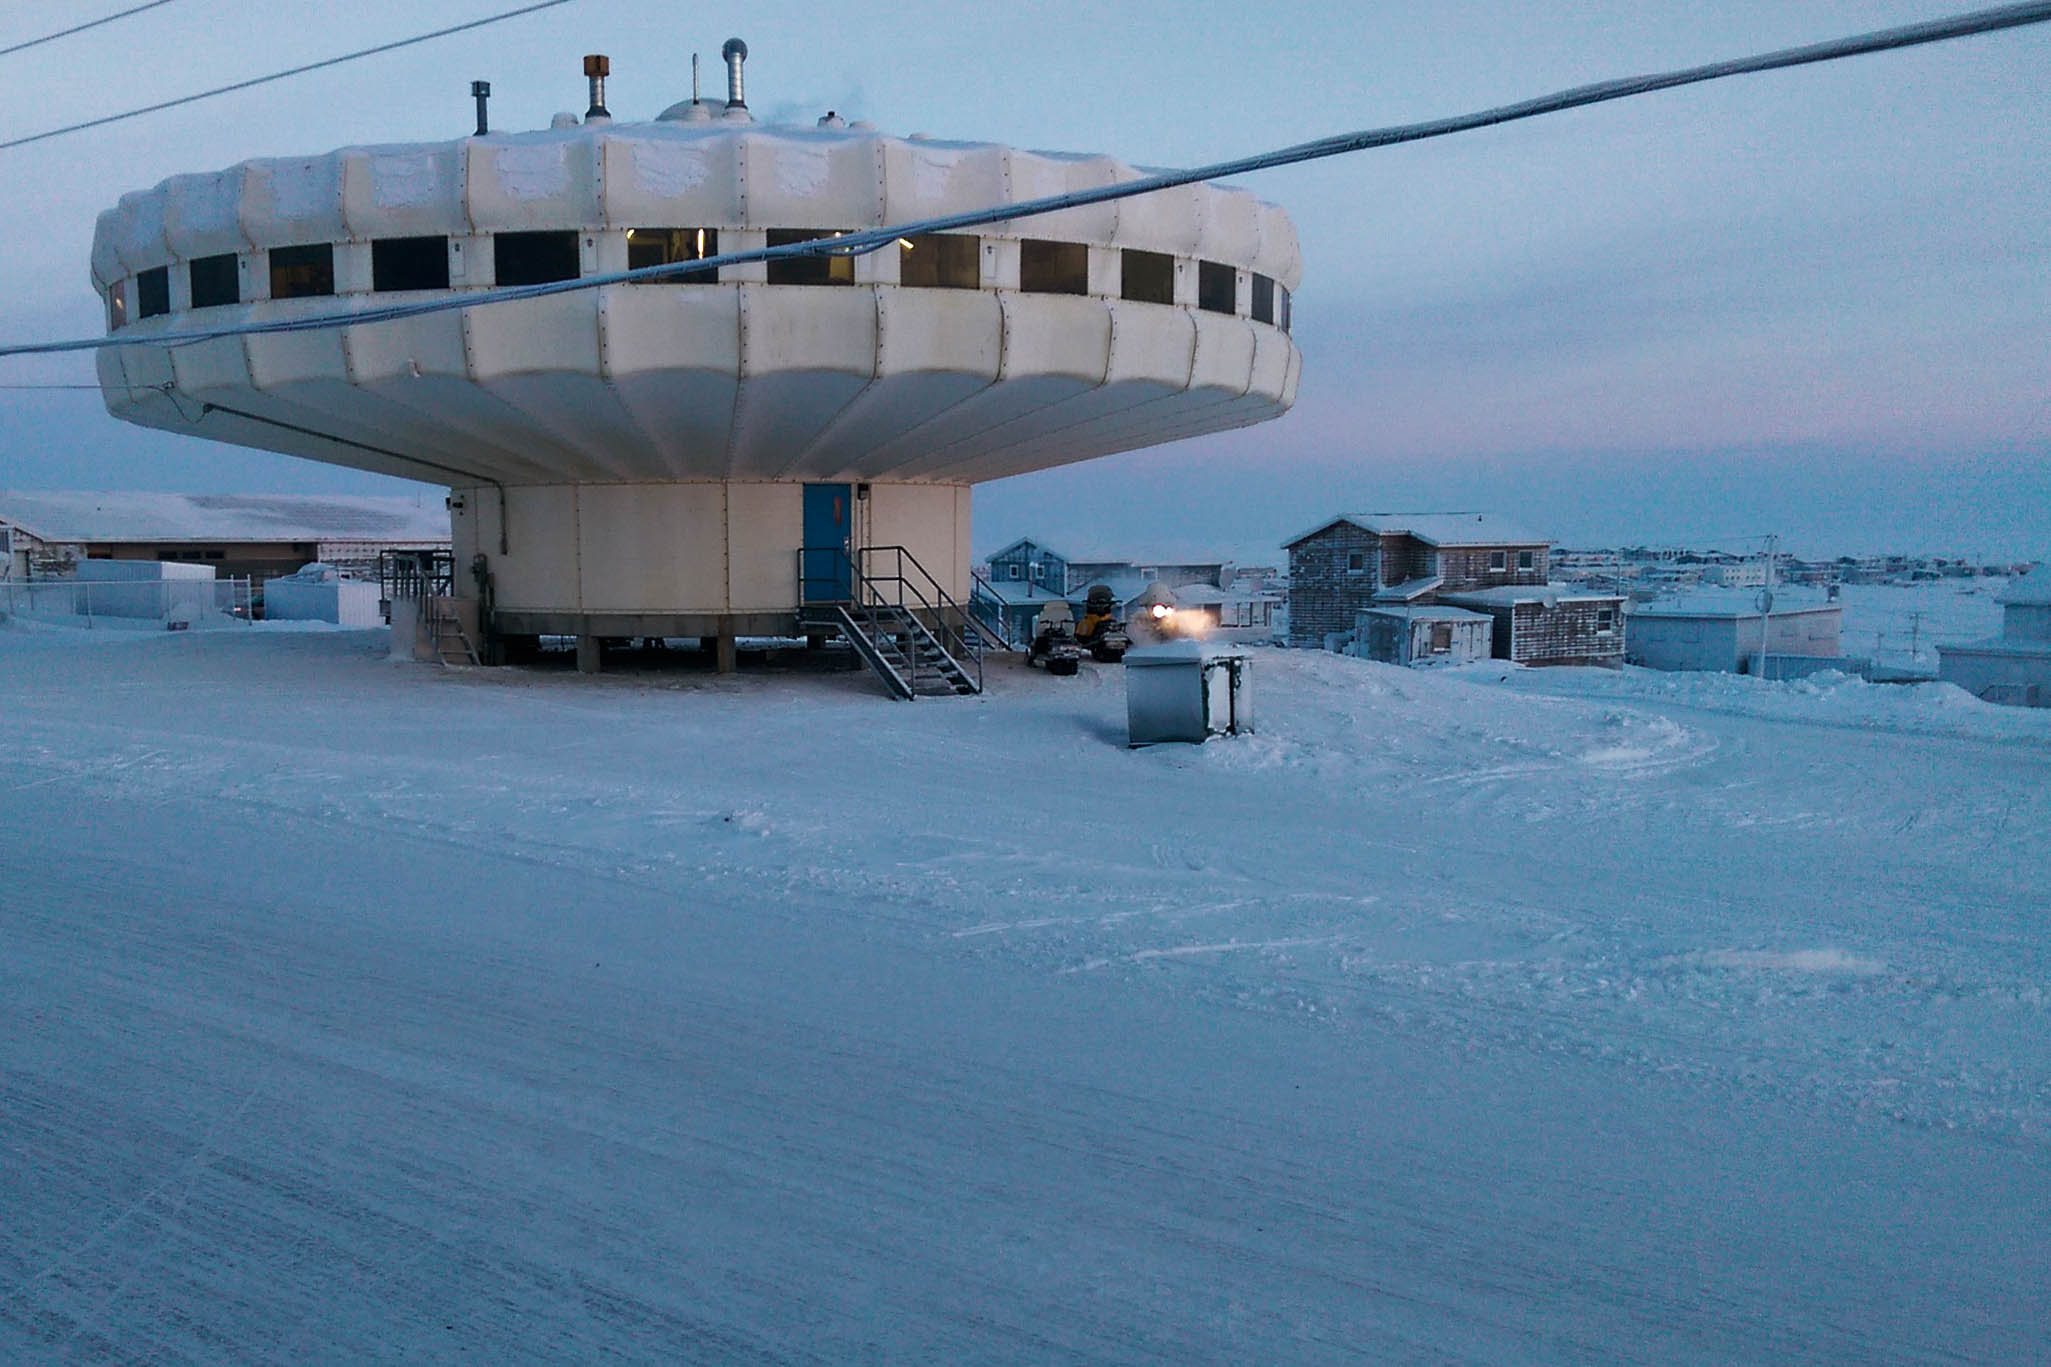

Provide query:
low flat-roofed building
left=1354, top=604, right=1494, bottom=668
left=1938, top=564, right=2051, bottom=707
left=1627, top=591, right=1842, bottom=674
left=0, top=490, right=449, bottom=584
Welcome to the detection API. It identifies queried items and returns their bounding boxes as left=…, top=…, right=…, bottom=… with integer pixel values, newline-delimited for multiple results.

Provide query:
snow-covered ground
left=3, top=623, right=2047, bottom=1363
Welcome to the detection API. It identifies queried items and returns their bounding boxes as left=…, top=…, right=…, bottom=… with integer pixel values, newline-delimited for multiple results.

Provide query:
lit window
left=1251, top=274, right=1275, bottom=325
left=766, top=229, right=854, bottom=285
left=898, top=233, right=979, bottom=289
left=106, top=279, right=128, bottom=331
left=493, top=231, right=579, bottom=286
left=1518, top=550, right=1535, bottom=571
left=1019, top=239, right=1088, bottom=295
left=372, top=237, right=450, bottom=291
left=137, top=267, right=170, bottom=318
left=189, top=253, right=240, bottom=309
left=269, top=243, right=334, bottom=299
left=1120, top=250, right=1174, bottom=305
left=1197, top=261, right=1235, bottom=315
left=627, top=228, right=718, bottom=281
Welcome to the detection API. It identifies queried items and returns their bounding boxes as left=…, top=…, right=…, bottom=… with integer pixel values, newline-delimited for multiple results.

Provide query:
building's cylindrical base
left=450, top=480, right=973, bottom=637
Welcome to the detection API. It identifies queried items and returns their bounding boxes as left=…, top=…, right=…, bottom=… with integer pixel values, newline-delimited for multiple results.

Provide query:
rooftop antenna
left=692, top=52, right=700, bottom=103
left=470, top=79, right=491, bottom=136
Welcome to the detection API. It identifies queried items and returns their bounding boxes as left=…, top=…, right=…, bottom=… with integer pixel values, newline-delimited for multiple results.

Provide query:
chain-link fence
left=0, top=577, right=253, bottom=630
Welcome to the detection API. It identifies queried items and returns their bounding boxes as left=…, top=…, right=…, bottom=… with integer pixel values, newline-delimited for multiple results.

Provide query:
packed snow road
left=2, top=627, right=2046, bottom=1363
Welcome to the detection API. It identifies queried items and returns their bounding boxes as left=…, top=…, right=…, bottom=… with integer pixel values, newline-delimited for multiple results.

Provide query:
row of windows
left=108, top=231, right=1294, bottom=332
left=1342, top=549, right=1540, bottom=574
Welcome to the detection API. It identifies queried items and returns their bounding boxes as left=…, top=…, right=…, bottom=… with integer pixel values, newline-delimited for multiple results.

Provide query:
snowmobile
left=1073, top=584, right=1132, bottom=663
left=1026, top=600, right=1085, bottom=676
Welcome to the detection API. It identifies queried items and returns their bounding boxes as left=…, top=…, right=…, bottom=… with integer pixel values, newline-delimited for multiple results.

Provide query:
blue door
left=802, top=483, right=852, bottom=602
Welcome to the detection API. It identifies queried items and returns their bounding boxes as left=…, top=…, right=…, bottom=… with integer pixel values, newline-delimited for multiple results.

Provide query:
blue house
left=978, top=537, right=1071, bottom=642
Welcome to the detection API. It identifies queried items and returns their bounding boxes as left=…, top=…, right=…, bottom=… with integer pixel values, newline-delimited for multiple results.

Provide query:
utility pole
left=1758, top=534, right=1777, bottom=680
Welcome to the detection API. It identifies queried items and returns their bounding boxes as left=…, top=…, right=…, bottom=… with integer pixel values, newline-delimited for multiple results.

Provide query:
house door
left=801, top=483, right=853, bottom=603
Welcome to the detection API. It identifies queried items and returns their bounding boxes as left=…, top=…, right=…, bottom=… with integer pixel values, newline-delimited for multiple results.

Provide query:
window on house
left=137, top=267, right=170, bottom=318
left=493, top=230, right=580, bottom=286
left=1346, top=551, right=1365, bottom=575
left=1007, top=564, right=1021, bottom=580
left=204, top=550, right=225, bottom=560
left=1597, top=607, right=1616, bottom=633
left=898, top=233, right=980, bottom=289
left=1489, top=550, right=1507, bottom=572
left=1431, top=624, right=1453, bottom=653
left=1251, top=273, right=1275, bottom=324
left=1120, top=249, right=1174, bottom=304
left=1517, top=549, right=1536, bottom=571
left=1019, top=239, right=1088, bottom=295
left=269, top=243, right=334, bottom=299
left=189, top=253, right=240, bottom=309
left=106, top=280, right=128, bottom=331
left=627, top=228, right=719, bottom=281
left=372, top=236, right=450, bottom=291
left=1197, top=261, right=1235, bottom=314
left=766, top=229, right=854, bottom=285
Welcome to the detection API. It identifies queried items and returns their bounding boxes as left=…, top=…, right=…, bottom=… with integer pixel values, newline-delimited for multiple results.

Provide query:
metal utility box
left=1126, top=642, right=1253, bottom=746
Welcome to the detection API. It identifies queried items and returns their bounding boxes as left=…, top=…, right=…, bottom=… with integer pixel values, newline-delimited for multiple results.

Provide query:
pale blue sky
left=1, top=0, right=2045, bottom=558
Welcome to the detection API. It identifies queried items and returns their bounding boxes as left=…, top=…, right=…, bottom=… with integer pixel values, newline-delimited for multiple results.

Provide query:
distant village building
left=0, top=491, right=450, bottom=585
left=979, top=538, right=1281, bottom=643
left=1937, top=565, right=2051, bottom=707
left=1284, top=512, right=1623, bottom=667
left=1627, top=591, right=1845, bottom=675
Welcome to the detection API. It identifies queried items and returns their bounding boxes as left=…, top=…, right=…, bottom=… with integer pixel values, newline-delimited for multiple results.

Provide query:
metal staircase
left=799, top=545, right=985, bottom=699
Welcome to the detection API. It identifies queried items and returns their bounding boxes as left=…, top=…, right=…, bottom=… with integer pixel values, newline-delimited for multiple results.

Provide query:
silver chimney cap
left=722, top=37, right=748, bottom=109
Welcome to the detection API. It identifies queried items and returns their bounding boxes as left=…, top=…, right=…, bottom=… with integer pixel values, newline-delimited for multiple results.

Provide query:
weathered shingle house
left=1285, top=511, right=1623, bottom=666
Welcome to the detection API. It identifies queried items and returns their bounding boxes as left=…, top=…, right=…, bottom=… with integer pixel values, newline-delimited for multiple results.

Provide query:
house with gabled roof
left=1284, top=511, right=1623, bottom=666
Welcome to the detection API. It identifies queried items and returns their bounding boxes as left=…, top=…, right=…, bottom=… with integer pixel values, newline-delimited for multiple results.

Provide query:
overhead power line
left=0, top=0, right=575, bottom=153
left=2, top=0, right=2047, bottom=361
left=0, top=1, right=178, bottom=60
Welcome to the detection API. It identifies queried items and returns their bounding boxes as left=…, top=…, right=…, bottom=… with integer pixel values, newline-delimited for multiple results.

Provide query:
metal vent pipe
left=722, top=37, right=747, bottom=108
left=471, top=79, right=491, bottom=136
left=584, top=54, right=610, bottom=120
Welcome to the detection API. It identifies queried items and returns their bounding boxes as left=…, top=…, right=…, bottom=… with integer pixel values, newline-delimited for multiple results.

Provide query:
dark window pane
left=106, top=280, right=128, bottom=331
left=189, top=253, right=240, bottom=309
left=626, top=228, right=719, bottom=281
left=137, top=267, right=170, bottom=318
left=898, top=233, right=979, bottom=289
left=1278, top=283, right=1292, bottom=333
left=766, top=229, right=854, bottom=285
left=269, top=243, right=334, bottom=299
left=493, top=231, right=580, bottom=286
left=372, top=236, right=450, bottom=291
left=1250, top=274, right=1275, bottom=325
left=1019, top=239, right=1088, bottom=295
left=1197, top=261, right=1235, bottom=314
left=1120, top=249, right=1173, bottom=305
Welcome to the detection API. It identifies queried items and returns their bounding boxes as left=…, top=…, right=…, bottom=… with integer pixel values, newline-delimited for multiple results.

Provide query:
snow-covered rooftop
left=1997, top=564, right=2051, bottom=605
left=1284, top=512, right=1548, bottom=550
left=1633, top=590, right=1840, bottom=619
left=1441, top=585, right=1622, bottom=608
left=0, top=491, right=450, bottom=545
left=1362, top=604, right=1492, bottom=621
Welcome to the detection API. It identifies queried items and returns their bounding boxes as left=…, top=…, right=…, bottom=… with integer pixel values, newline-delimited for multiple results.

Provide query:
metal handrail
left=796, top=543, right=984, bottom=694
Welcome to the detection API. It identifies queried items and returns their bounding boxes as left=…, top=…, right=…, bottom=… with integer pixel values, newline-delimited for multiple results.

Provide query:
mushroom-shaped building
left=90, top=44, right=1301, bottom=685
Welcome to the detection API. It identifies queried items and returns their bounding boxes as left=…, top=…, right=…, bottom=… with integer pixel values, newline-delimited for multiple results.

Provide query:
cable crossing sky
left=0, top=1, right=179, bottom=60
left=0, top=0, right=575, bottom=153
left=2, top=0, right=2046, bottom=363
